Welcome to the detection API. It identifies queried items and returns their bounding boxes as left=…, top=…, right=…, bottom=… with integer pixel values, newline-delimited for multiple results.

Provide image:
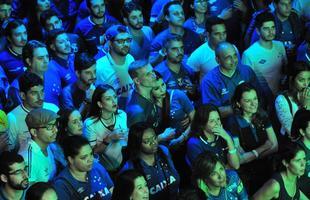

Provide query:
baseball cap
left=0, top=110, right=8, bottom=134
left=26, top=108, right=59, bottom=129
left=104, top=25, right=128, bottom=41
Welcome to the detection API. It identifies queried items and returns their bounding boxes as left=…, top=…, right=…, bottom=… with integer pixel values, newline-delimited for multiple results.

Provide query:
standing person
left=253, top=142, right=308, bottom=200
left=53, top=135, right=114, bottom=200
left=121, top=122, right=180, bottom=200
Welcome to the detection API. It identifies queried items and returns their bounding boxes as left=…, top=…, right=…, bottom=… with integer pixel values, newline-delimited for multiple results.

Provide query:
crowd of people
left=0, top=0, right=309, bottom=199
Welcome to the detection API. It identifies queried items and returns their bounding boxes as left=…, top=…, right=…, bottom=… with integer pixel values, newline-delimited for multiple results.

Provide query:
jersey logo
left=259, top=59, right=266, bottom=64
left=221, top=88, right=229, bottom=95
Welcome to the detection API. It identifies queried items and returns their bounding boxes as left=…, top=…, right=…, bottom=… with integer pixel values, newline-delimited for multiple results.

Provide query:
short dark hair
left=86, top=0, right=105, bottom=9
left=291, top=109, right=310, bottom=139
left=74, top=52, right=96, bottom=72
left=46, top=28, right=66, bottom=50
left=19, top=71, right=43, bottom=94
left=25, top=182, right=56, bottom=200
left=255, top=11, right=275, bottom=29
left=39, top=9, right=59, bottom=28
left=0, top=0, right=12, bottom=5
left=22, top=40, right=47, bottom=68
left=4, top=19, right=26, bottom=37
left=205, top=16, right=225, bottom=33
left=128, top=59, right=150, bottom=79
left=163, top=34, right=183, bottom=49
left=122, top=2, right=142, bottom=19
left=0, top=151, right=24, bottom=176
left=163, top=0, right=182, bottom=16
left=62, top=135, right=90, bottom=160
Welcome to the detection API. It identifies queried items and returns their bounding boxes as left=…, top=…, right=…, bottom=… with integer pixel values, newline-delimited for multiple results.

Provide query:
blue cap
left=105, top=25, right=128, bottom=41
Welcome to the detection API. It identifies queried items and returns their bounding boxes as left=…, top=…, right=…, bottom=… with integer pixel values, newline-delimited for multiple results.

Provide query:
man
left=150, top=1, right=202, bottom=66
left=18, top=108, right=57, bottom=184
left=96, top=25, right=134, bottom=109
left=187, top=16, right=227, bottom=80
left=74, top=0, right=118, bottom=55
left=242, top=11, right=287, bottom=100
left=201, top=42, right=261, bottom=117
left=61, top=52, right=96, bottom=118
left=297, top=28, right=310, bottom=64
left=45, top=29, right=77, bottom=106
left=0, top=0, right=13, bottom=51
left=0, top=19, right=27, bottom=83
left=0, top=151, right=29, bottom=200
left=122, top=2, right=154, bottom=60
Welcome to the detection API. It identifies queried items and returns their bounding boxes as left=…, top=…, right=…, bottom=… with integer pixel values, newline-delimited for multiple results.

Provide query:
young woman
left=54, top=135, right=114, bottom=200
left=186, top=104, right=239, bottom=169
left=291, top=109, right=310, bottom=197
left=84, top=84, right=128, bottom=171
left=112, top=169, right=149, bottom=200
left=253, top=143, right=308, bottom=200
left=26, top=182, right=58, bottom=200
left=191, top=153, right=248, bottom=199
left=226, top=82, right=278, bottom=194
left=121, top=122, right=180, bottom=200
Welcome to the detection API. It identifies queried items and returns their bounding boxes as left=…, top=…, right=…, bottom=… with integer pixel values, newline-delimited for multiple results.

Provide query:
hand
left=85, top=84, right=96, bottom=102
left=298, top=87, right=310, bottom=108
left=233, top=0, right=247, bottom=13
left=218, top=7, right=233, bottom=20
left=212, top=126, right=230, bottom=141
left=105, top=132, right=123, bottom=143
left=158, top=128, right=176, bottom=142
left=169, top=136, right=184, bottom=147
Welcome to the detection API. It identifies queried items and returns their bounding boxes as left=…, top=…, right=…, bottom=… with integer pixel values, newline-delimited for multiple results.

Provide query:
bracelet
left=228, top=148, right=237, bottom=154
left=252, top=149, right=259, bottom=158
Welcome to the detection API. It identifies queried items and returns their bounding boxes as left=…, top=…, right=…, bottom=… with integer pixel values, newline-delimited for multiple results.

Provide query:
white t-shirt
left=242, top=40, right=287, bottom=94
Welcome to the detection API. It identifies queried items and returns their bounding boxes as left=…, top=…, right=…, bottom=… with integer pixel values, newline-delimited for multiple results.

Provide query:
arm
left=300, top=191, right=310, bottom=200
left=259, top=126, right=278, bottom=157
left=275, top=95, right=294, bottom=136
left=252, top=179, right=280, bottom=200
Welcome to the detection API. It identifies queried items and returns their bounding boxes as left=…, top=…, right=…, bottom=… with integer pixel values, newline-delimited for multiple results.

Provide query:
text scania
left=150, top=175, right=176, bottom=194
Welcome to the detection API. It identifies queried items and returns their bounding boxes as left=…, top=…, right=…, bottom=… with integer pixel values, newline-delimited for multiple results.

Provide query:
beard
left=8, top=178, right=29, bottom=190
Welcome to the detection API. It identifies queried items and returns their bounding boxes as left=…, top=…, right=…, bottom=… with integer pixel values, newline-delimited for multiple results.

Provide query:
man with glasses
left=18, top=108, right=58, bottom=184
left=96, top=24, right=135, bottom=109
left=0, top=151, right=29, bottom=200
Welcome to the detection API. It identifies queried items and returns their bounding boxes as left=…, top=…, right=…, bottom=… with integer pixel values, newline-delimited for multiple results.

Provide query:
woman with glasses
left=84, top=84, right=128, bottom=172
left=120, top=122, right=180, bottom=200
left=54, top=135, right=114, bottom=200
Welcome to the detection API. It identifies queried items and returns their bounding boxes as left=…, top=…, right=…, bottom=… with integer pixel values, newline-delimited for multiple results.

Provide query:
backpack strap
left=283, top=94, right=293, bottom=115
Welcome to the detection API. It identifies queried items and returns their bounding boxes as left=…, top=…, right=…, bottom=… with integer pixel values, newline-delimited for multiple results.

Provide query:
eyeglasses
left=142, top=135, right=157, bottom=145
left=113, top=38, right=132, bottom=45
left=34, top=121, right=58, bottom=131
left=8, top=166, right=28, bottom=176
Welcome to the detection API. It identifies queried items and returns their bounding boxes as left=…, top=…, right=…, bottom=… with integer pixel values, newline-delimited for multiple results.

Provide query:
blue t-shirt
left=53, top=162, right=113, bottom=200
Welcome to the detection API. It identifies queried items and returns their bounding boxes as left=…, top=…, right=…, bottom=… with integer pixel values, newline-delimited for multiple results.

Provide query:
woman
left=226, top=82, right=278, bottom=194
left=54, top=135, right=114, bottom=200
left=112, top=169, right=149, bottom=200
left=26, top=182, right=58, bottom=200
left=275, top=61, right=310, bottom=138
left=121, top=122, right=180, bottom=200
left=253, top=142, right=308, bottom=200
left=191, top=153, right=248, bottom=199
left=291, top=109, right=310, bottom=197
left=186, top=104, right=239, bottom=169
left=84, top=84, right=128, bottom=171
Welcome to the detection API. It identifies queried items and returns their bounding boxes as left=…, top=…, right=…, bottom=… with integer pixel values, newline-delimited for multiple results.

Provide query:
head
left=40, top=9, right=63, bottom=32
left=25, top=182, right=57, bottom=200
left=129, top=60, right=156, bottom=89
left=163, top=34, right=184, bottom=64
left=62, top=135, right=94, bottom=172
left=215, top=42, right=238, bottom=71
left=86, top=0, right=105, bottom=19
left=22, top=40, right=49, bottom=74
left=127, top=122, right=158, bottom=161
left=0, top=0, right=12, bottom=22
left=192, top=153, right=227, bottom=193
left=289, top=61, right=310, bottom=92
left=232, top=83, right=259, bottom=116
left=47, top=29, right=71, bottom=56
left=122, top=2, right=144, bottom=30
left=190, top=0, right=208, bottom=15
left=35, top=0, right=50, bottom=12
left=191, top=104, right=222, bottom=136
left=26, top=108, right=58, bottom=145
left=57, top=108, right=83, bottom=142
left=0, top=151, right=29, bottom=190
left=75, top=52, right=96, bottom=87
left=5, top=19, right=27, bottom=48
left=274, top=0, right=292, bottom=19
left=164, top=1, right=185, bottom=27
left=112, top=169, right=149, bottom=200
left=151, top=71, right=167, bottom=100
left=106, top=25, right=131, bottom=57
left=291, top=109, right=310, bottom=140
left=19, top=72, right=44, bottom=109
left=206, top=17, right=226, bottom=48
left=255, top=11, right=276, bottom=41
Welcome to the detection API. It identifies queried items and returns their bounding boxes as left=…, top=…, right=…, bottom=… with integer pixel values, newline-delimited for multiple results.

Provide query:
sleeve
left=186, top=138, right=203, bottom=166
left=118, top=110, right=128, bottom=130
left=53, top=179, right=73, bottom=200
left=83, top=119, right=98, bottom=147
left=44, top=68, right=61, bottom=106
left=7, top=113, right=18, bottom=150
left=241, top=52, right=253, bottom=68
left=19, top=148, right=40, bottom=183
left=200, top=76, right=221, bottom=106
left=275, top=95, right=294, bottom=133
left=60, top=86, right=75, bottom=110
left=235, top=172, right=248, bottom=199
left=224, top=116, right=241, bottom=138
left=175, top=90, right=194, bottom=114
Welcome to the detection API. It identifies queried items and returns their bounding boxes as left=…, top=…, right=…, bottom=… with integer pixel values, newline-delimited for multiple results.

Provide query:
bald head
left=215, top=42, right=234, bottom=58
left=215, top=42, right=238, bottom=71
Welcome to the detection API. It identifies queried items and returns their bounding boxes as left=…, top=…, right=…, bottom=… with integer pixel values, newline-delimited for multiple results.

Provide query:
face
left=217, top=45, right=238, bottom=71
left=45, top=16, right=62, bottom=31
left=22, top=85, right=44, bottom=109
left=206, top=162, right=227, bottom=188
left=204, top=111, right=222, bottom=134
left=110, top=32, right=132, bottom=56
left=208, top=24, right=227, bottom=48
left=70, top=144, right=94, bottom=172
left=36, top=0, right=50, bottom=12
left=141, top=128, right=158, bottom=155
left=131, top=176, right=149, bottom=200
left=300, top=121, right=310, bottom=141
left=28, top=47, right=49, bottom=74
left=99, top=89, right=118, bottom=113
left=166, top=40, right=184, bottom=64
left=238, top=89, right=259, bottom=115
left=276, top=0, right=292, bottom=18
left=89, top=0, right=105, bottom=18
left=284, top=150, right=306, bottom=176
left=0, top=4, right=12, bottom=22
left=193, top=0, right=208, bottom=14
left=67, top=110, right=83, bottom=136
left=166, top=4, right=185, bottom=27
left=136, top=65, right=156, bottom=88
left=53, top=33, right=71, bottom=55
left=41, top=189, right=58, bottom=200
left=8, top=25, right=27, bottom=48
left=258, top=21, right=276, bottom=41
left=294, top=70, right=310, bottom=91
left=34, top=119, right=58, bottom=144
left=78, top=64, right=96, bottom=86
left=152, top=78, right=166, bottom=100
left=127, top=10, right=144, bottom=30
left=5, top=162, right=29, bottom=190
